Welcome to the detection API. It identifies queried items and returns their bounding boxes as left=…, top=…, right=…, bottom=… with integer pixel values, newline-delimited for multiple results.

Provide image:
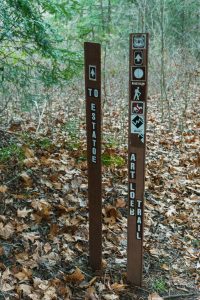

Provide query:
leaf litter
left=0, top=83, right=199, bottom=299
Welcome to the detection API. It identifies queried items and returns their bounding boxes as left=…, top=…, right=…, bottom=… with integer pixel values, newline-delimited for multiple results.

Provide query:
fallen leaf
left=148, top=293, right=164, bottom=300
left=1, top=282, right=15, bottom=292
left=95, top=282, right=106, bottom=293
left=161, top=263, right=170, bottom=271
left=28, top=293, right=40, bottom=300
left=43, top=243, right=51, bottom=253
left=51, top=278, right=72, bottom=297
left=0, top=246, right=4, bottom=255
left=8, top=121, right=22, bottom=132
left=0, top=185, right=8, bottom=193
left=105, top=206, right=118, bottom=219
left=115, top=198, right=126, bottom=208
left=17, top=283, right=32, bottom=295
left=22, top=146, right=35, bottom=158
left=16, top=223, right=29, bottom=232
left=23, top=158, right=37, bottom=167
left=22, top=232, right=40, bottom=243
left=0, top=222, right=14, bottom=240
left=85, top=286, right=98, bottom=300
left=20, top=172, right=33, bottom=187
left=17, top=208, right=32, bottom=218
left=149, top=248, right=159, bottom=257
left=110, top=282, right=126, bottom=292
left=65, top=268, right=85, bottom=283
left=165, top=205, right=176, bottom=217
left=102, top=294, right=119, bottom=300
left=43, top=286, right=57, bottom=300
left=104, top=216, right=116, bottom=225
left=49, top=224, right=59, bottom=237
left=14, top=268, right=32, bottom=281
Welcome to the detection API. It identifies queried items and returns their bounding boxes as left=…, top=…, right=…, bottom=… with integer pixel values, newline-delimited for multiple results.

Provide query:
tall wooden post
left=127, top=33, right=149, bottom=285
left=84, top=42, right=102, bottom=270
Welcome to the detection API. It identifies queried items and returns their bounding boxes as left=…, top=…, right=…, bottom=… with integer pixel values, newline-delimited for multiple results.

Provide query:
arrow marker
left=89, top=65, right=97, bottom=81
left=135, top=54, right=142, bottom=62
left=91, top=69, right=95, bottom=77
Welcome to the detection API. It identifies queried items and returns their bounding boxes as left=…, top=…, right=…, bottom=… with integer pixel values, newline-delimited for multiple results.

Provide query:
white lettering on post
left=130, top=153, right=136, bottom=179
left=91, top=103, right=97, bottom=164
left=136, top=199, right=143, bottom=239
left=88, top=88, right=100, bottom=98
left=88, top=88, right=92, bottom=97
left=129, top=183, right=136, bottom=216
left=94, top=89, right=99, bottom=97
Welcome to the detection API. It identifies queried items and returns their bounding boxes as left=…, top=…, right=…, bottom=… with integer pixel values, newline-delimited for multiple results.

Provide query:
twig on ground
left=163, top=292, right=198, bottom=299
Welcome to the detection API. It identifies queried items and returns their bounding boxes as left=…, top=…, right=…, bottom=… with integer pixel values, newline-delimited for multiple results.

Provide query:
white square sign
left=131, top=114, right=144, bottom=135
left=89, top=65, right=96, bottom=81
left=132, top=34, right=146, bottom=49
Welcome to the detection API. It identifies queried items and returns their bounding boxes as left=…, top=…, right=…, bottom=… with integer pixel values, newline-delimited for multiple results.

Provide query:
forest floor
left=0, top=82, right=199, bottom=300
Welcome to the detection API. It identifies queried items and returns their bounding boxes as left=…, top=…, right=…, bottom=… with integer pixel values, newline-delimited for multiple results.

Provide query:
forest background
left=0, top=0, right=199, bottom=126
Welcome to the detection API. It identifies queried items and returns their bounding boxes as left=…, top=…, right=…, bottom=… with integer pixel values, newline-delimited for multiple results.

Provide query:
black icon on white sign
left=134, top=51, right=143, bottom=65
left=131, top=115, right=144, bottom=136
left=132, top=115, right=144, bottom=128
left=89, top=65, right=96, bottom=81
left=132, top=67, right=146, bottom=81
left=133, top=35, right=146, bottom=49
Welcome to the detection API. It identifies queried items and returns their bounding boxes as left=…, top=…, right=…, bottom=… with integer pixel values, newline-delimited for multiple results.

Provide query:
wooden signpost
left=84, top=36, right=148, bottom=283
left=84, top=42, right=102, bottom=271
left=127, top=33, right=149, bottom=285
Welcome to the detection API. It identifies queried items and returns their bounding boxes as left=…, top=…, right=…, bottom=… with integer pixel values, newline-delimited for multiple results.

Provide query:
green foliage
left=102, top=153, right=125, bottom=167
left=0, top=143, right=25, bottom=162
left=66, top=141, right=81, bottom=151
left=0, top=0, right=82, bottom=112
left=63, top=118, right=80, bottom=141
left=61, top=118, right=81, bottom=151
left=104, top=137, right=119, bottom=149
left=0, top=0, right=199, bottom=120
left=36, top=137, right=52, bottom=150
left=76, top=155, right=87, bottom=163
left=152, top=277, right=167, bottom=293
left=192, top=239, right=200, bottom=249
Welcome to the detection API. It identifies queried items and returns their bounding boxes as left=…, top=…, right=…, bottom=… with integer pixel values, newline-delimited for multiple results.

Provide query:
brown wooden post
left=84, top=42, right=102, bottom=270
left=127, top=33, right=149, bottom=285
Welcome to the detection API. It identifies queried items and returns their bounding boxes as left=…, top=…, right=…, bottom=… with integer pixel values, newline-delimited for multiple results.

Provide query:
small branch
left=186, top=186, right=200, bottom=196
left=163, top=292, right=198, bottom=299
left=35, top=100, right=47, bottom=133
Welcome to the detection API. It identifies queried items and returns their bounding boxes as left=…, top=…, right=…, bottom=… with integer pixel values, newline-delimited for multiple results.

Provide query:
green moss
left=192, top=239, right=200, bottom=248
left=77, top=155, right=87, bottom=163
left=152, top=278, right=167, bottom=293
left=102, top=154, right=125, bottom=167
left=66, top=141, right=81, bottom=151
left=36, top=137, right=52, bottom=149
left=62, top=119, right=79, bottom=140
left=104, top=137, right=119, bottom=149
left=0, top=144, right=25, bottom=162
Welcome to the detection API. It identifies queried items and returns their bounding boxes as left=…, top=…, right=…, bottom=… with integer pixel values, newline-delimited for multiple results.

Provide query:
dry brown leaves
left=0, top=83, right=199, bottom=299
